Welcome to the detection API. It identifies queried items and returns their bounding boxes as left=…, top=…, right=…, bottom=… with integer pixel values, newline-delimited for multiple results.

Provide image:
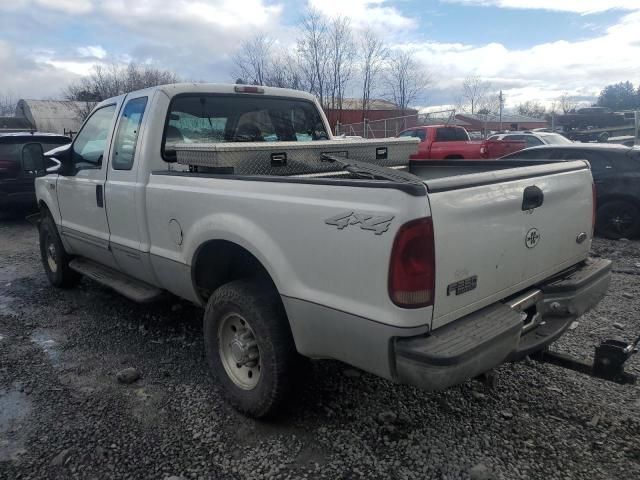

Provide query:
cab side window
left=525, top=136, right=544, bottom=147
left=72, top=105, right=117, bottom=169
left=112, top=97, right=148, bottom=170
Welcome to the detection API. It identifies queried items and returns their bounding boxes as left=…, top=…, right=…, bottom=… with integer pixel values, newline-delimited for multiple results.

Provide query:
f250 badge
left=325, top=211, right=394, bottom=235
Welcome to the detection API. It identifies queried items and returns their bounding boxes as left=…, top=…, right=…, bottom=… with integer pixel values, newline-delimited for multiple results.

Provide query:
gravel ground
left=1, top=217, right=639, bottom=480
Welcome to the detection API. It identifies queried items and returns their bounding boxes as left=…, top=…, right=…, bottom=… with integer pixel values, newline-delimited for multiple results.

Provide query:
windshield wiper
left=321, top=154, right=420, bottom=184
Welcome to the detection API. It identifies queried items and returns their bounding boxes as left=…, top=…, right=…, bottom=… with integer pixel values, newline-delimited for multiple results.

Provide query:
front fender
left=35, top=175, right=61, bottom=224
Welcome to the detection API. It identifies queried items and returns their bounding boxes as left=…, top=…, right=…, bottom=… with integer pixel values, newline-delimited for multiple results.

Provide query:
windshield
left=542, top=133, right=572, bottom=145
left=163, top=94, right=329, bottom=158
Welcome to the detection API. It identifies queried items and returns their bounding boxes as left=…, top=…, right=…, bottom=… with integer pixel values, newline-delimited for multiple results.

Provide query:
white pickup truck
left=34, top=83, right=610, bottom=417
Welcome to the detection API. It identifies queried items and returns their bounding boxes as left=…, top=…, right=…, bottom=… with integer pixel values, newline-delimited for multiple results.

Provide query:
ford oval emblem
left=576, top=232, right=588, bottom=244
left=525, top=228, right=540, bottom=249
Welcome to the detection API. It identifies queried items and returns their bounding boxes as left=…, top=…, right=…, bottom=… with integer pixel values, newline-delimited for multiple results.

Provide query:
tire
left=596, top=200, right=640, bottom=240
left=39, top=213, right=81, bottom=288
left=203, top=279, right=298, bottom=418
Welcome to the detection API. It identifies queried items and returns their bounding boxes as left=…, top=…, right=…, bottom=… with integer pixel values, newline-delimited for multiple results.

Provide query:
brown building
left=326, top=99, right=418, bottom=137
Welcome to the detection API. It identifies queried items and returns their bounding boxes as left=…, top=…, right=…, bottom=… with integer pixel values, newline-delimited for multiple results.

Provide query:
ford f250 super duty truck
left=33, top=83, right=610, bottom=418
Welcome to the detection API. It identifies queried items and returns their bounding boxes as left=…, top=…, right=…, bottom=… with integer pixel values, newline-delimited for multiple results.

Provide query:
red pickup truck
left=399, top=125, right=525, bottom=160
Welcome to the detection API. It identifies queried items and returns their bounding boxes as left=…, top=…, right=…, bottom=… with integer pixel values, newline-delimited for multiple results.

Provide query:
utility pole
left=499, top=90, right=504, bottom=132
left=635, top=110, right=639, bottom=146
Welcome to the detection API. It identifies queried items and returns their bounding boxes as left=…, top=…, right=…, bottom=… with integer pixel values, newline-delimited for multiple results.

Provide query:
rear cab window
left=162, top=94, right=329, bottom=161
left=435, top=127, right=468, bottom=142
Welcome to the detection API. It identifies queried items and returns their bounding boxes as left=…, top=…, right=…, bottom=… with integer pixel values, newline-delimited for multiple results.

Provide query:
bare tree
left=232, top=34, right=274, bottom=85
left=0, top=91, right=17, bottom=116
left=265, top=51, right=306, bottom=90
left=458, top=75, right=491, bottom=114
left=297, top=9, right=331, bottom=108
left=384, top=50, right=429, bottom=113
left=517, top=100, right=546, bottom=118
left=327, top=16, right=355, bottom=115
left=360, top=28, right=387, bottom=121
left=558, top=92, right=577, bottom=114
left=65, top=62, right=180, bottom=120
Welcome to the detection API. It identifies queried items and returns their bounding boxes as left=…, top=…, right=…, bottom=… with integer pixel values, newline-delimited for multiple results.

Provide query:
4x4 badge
left=325, top=211, right=394, bottom=236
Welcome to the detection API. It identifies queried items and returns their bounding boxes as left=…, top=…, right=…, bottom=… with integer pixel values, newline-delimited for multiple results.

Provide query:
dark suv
left=500, top=143, right=640, bottom=239
left=0, top=132, right=71, bottom=213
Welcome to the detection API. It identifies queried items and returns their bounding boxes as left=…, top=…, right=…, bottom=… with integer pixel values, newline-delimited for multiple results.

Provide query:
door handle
left=522, top=185, right=544, bottom=211
left=96, top=185, right=104, bottom=208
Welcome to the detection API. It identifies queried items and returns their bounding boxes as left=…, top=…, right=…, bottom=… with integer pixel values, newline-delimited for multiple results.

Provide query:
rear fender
left=183, top=213, right=297, bottom=298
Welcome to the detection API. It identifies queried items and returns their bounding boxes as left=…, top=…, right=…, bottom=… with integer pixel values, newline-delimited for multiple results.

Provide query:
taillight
left=592, top=182, right=597, bottom=233
left=234, top=85, right=264, bottom=94
left=480, top=145, right=488, bottom=158
left=388, top=217, right=435, bottom=308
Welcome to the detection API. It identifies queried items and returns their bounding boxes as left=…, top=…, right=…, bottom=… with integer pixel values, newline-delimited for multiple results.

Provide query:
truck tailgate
left=425, top=161, right=593, bottom=329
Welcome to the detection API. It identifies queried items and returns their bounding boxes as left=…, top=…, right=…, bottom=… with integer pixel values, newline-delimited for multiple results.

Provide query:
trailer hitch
left=534, top=334, right=639, bottom=385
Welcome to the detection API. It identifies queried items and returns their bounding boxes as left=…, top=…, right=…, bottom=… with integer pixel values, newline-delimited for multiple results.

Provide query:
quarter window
left=112, top=97, right=148, bottom=170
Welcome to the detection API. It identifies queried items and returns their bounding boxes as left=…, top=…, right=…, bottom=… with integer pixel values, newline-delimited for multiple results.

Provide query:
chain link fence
left=335, top=110, right=456, bottom=139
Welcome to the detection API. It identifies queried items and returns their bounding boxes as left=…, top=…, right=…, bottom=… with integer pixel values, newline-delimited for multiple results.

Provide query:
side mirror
left=22, top=143, right=45, bottom=173
left=46, top=158, right=62, bottom=173
left=45, top=143, right=73, bottom=175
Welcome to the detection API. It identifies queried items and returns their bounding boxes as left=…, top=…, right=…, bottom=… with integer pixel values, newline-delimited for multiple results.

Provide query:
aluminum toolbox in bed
left=174, top=138, right=419, bottom=176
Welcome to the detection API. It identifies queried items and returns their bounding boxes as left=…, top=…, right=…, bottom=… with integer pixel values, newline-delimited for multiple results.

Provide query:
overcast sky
left=1, top=0, right=639, bottom=110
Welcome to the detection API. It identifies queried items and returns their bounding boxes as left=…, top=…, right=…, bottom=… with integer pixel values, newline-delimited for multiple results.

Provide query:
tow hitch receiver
left=536, top=334, right=639, bottom=385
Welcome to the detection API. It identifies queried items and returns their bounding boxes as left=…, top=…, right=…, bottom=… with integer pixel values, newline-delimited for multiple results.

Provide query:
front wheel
left=203, top=279, right=298, bottom=418
left=39, top=214, right=81, bottom=288
left=596, top=200, right=640, bottom=239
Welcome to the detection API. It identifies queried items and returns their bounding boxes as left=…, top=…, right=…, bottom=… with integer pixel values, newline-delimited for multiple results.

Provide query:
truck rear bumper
left=393, top=258, right=611, bottom=391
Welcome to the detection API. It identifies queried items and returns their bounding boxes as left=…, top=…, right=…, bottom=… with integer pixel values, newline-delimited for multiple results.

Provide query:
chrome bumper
left=393, top=258, right=612, bottom=391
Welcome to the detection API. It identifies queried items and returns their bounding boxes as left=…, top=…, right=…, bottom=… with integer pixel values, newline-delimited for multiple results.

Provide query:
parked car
left=500, top=144, right=640, bottom=239
left=34, top=83, right=609, bottom=417
left=0, top=132, right=71, bottom=213
left=399, top=125, right=525, bottom=160
left=489, top=131, right=573, bottom=148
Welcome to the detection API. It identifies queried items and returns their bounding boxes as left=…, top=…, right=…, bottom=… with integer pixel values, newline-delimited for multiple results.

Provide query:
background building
left=327, top=99, right=418, bottom=137
left=14, top=100, right=88, bottom=135
left=455, top=113, right=548, bottom=134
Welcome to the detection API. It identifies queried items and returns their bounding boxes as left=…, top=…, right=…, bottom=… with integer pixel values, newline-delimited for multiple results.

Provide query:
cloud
left=0, top=40, right=82, bottom=99
left=0, top=1, right=288, bottom=98
left=77, top=46, right=107, bottom=59
left=100, top=0, right=283, bottom=29
left=442, top=0, right=640, bottom=15
left=1, top=0, right=639, bottom=109
left=0, top=0, right=93, bottom=14
left=308, top=0, right=416, bottom=30
left=403, top=9, right=640, bottom=107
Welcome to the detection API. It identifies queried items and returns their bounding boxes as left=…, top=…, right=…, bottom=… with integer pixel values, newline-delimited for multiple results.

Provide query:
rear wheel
left=596, top=200, right=640, bottom=239
left=203, top=279, right=298, bottom=418
left=39, top=213, right=81, bottom=288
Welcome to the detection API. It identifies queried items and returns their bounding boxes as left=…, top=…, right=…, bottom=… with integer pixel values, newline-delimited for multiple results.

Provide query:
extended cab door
left=104, top=93, right=158, bottom=285
left=56, top=102, right=121, bottom=269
